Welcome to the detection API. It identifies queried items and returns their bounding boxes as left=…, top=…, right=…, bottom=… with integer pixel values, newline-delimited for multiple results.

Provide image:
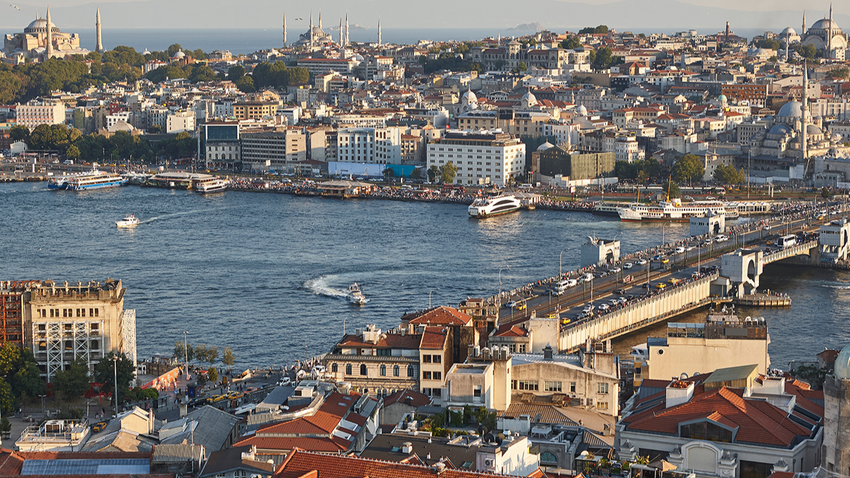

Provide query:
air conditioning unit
left=485, top=459, right=494, bottom=467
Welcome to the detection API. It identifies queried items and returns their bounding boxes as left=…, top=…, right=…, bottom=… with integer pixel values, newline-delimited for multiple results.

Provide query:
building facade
left=426, top=131, right=525, bottom=186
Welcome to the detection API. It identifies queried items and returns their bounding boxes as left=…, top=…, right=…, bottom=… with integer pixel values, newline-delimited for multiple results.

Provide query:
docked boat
left=617, top=199, right=739, bottom=222
left=346, top=283, right=367, bottom=306
left=115, top=214, right=140, bottom=228
left=194, top=177, right=229, bottom=194
left=55, top=171, right=127, bottom=191
left=468, top=194, right=522, bottom=218
left=593, top=201, right=636, bottom=216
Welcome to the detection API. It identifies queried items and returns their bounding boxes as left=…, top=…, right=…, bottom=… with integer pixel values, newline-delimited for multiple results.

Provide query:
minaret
left=344, top=13, right=349, bottom=46
left=802, top=10, right=807, bottom=35
left=339, top=18, right=343, bottom=45
left=802, top=62, right=808, bottom=165
left=828, top=3, right=834, bottom=58
left=319, top=11, right=322, bottom=29
left=377, top=17, right=382, bottom=46
left=309, top=11, right=314, bottom=48
left=96, top=8, right=103, bottom=53
left=497, top=33, right=501, bottom=45
left=282, top=13, right=287, bottom=47
left=46, top=6, right=53, bottom=58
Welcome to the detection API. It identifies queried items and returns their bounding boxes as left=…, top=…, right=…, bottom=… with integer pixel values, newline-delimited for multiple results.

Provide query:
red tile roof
left=338, top=333, right=421, bottom=349
left=493, top=324, right=528, bottom=338
left=383, top=390, right=432, bottom=408
left=420, top=327, right=448, bottom=350
left=407, top=306, right=472, bottom=326
left=274, top=448, right=524, bottom=478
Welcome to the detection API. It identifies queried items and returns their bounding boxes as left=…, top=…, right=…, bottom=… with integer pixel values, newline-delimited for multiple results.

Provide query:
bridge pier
left=720, top=249, right=763, bottom=297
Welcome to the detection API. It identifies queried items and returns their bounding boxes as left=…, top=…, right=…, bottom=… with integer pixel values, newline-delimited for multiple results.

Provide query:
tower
left=96, top=8, right=103, bottom=53
left=802, top=10, right=807, bottom=35
left=345, top=13, right=349, bottom=46
left=828, top=3, right=834, bottom=57
left=283, top=12, right=287, bottom=47
left=802, top=62, right=808, bottom=165
left=725, top=21, right=729, bottom=42
left=309, top=11, right=314, bottom=48
left=46, top=6, right=53, bottom=58
left=318, top=11, right=322, bottom=29
left=823, top=342, right=850, bottom=474
left=339, top=18, right=343, bottom=45
left=377, top=17, right=381, bottom=46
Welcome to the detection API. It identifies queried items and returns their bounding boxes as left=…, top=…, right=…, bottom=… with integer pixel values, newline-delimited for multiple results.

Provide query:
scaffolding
left=36, top=321, right=106, bottom=382
left=121, top=309, right=137, bottom=383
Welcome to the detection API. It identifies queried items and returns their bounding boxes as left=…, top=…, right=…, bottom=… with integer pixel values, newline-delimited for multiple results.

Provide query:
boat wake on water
left=139, top=206, right=235, bottom=224
left=304, top=276, right=370, bottom=304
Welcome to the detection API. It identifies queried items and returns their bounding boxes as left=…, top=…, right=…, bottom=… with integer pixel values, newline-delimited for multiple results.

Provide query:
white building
left=166, top=110, right=196, bottom=134
left=614, top=136, right=644, bottom=163
left=337, top=127, right=402, bottom=164
left=17, top=100, right=66, bottom=130
left=426, top=130, right=526, bottom=186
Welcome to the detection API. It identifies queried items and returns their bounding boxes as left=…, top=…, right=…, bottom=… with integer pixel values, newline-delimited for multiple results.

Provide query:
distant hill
left=507, top=22, right=544, bottom=32
left=328, top=24, right=369, bottom=32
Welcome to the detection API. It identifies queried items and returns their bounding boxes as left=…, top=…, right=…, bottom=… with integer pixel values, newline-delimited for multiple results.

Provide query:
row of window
left=422, top=371, right=442, bottom=380
left=422, top=354, right=441, bottom=364
left=38, top=308, right=99, bottom=318
left=508, top=380, right=610, bottom=394
left=331, top=363, right=416, bottom=378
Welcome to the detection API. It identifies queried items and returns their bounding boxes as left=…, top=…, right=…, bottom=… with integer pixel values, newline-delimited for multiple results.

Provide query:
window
left=380, top=364, right=386, bottom=376
left=433, top=355, right=441, bottom=364
left=598, top=383, right=609, bottom=394
left=433, top=388, right=441, bottom=397
left=345, top=364, right=352, bottom=375
left=544, top=381, right=562, bottom=392
left=394, top=365, right=400, bottom=377
left=570, top=382, right=576, bottom=393
left=423, top=371, right=432, bottom=380
left=360, top=364, right=367, bottom=376
left=423, top=355, right=431, bottom=363
left=331, top=363, right=338, bottom=373
left=474, top=385, right=482, bottom=397
left=540, top=452, right=558, bottom=465
left=518, top=380, right=538, bottom=391
left=598, top=401, right=609, bottom=410
left=433, top=371, right=441, bottom=380
left=407, top=365, right=415, bottom=377
left=680, top=421, right=733, bottom=443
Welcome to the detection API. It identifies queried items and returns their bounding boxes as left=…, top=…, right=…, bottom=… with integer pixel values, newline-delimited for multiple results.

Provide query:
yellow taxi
left=517, top=303, right=527, bottom=310
left=655, top=283, right=667, bottom=290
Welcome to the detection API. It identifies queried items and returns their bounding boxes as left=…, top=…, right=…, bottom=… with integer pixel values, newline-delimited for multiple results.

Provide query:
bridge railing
left=761, top=240, right=818, bottom=264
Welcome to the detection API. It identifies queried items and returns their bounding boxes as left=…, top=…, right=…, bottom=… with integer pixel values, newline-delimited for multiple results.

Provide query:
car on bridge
left=623, top=262, right=633, bottom=269
left=656, top=283, right=667, bottom=290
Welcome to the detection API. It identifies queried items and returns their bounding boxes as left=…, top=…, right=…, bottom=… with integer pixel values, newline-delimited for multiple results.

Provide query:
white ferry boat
left=194, top=177, right=229, bottom=194
left=47, top=177, right=69, bottom=190
left=115, top=214, right=140, bottom=228
left=593, top=201, right=636, bottom=216
left=56, top=172, right=127, bottom=191
left=346, top=283, right=367, bottom=306
left=468, top=194, right=522, bottom=218
left=617, top=198, right=738, bottom=222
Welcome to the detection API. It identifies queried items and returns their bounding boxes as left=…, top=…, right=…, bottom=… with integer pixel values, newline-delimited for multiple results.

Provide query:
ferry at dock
left=49, top=171, right=127, bottom=191
left=468, top=194, right=522, bottom=218
left=194, top=177, right=229, bottom=194
left=617, top=198, right=738, bottom=222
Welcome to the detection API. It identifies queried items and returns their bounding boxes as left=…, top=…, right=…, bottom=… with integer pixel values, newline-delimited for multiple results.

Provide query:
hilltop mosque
left=3, top=7, right=96, bottom=63
left=800, top=4, right=847, bottom=59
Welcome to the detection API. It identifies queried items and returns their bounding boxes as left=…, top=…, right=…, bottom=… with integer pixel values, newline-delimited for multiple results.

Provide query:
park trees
left=672, top=154, right=705, bottom=185
left=52, top=357, right=90, bottom=403
left=93, top=352, right=135, bottom=405
left=439, top=162, right=458, bottom=184
left=713, top=164, right=746, bottom=184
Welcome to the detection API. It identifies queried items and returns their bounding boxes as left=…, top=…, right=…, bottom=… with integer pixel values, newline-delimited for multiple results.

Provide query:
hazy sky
left=1, top=0, right=846, bottom=32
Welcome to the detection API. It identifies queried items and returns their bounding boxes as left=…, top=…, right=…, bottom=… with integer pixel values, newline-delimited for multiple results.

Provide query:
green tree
left=0, top=379, right=12, bottom=416
left=755, top=38, right=781, bottom=50
left=0, top=71, right=22, bottom=104
left=515, top=62, right=528, bottom=73
left=166, top=44, right=183, bottom=57
left=662, top=180, right=681, bottom=198
left=560, top=37, right=582, bottom=50
left=93, top=352, right=135, bottom=405
left=206, top=346, right=219, bottom=365
left=826, top=67, right=850, bottom=80
left=189, top=64, right=217, bottom=83
left=579, top=25, right=609, bottom=35
left=713, top=164, right=745, bottom=184
left=194, top=344, right=208, bottom=364
left=427, top=165, right=439, bottom=182
left=439, top=161, right=458, bottom=184
left=235, top=75, right=255, bottom=93
left=10, top=125, right=30, bottom=143
left=13, top=361, right=45, bottom=401
left=822, top=187, right=832, bottom=199
left=409, top=168, right=422, bottom=180
left=228, top=65, right=246, bottom=81
left=208, top=367, right=218, bottom=383
left=672, top=154, right=705, bottom=185
left=222, top=346, right=235, bottom=368
left=0, top=343, right=21, bottom=377
left=66, top=145, right=81, bottom=160
left=592, top=46, right=615, bottom=70
left=52, top=357, right=90, bottom=403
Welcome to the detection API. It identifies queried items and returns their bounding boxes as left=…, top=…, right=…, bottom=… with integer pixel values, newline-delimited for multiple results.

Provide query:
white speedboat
left=468, top=194, right=522, bottom=218
left=346, top=283, right=366, bottom=305
left=115, top=214, right=140, bottom=228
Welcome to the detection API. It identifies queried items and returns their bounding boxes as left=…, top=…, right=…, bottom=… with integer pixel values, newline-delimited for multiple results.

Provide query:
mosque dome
left=537, top=141, right=555, bottom=152
left=780, top=27, right=797, bottom=36
left=810, top=18, right=842, bottom=34
left=576, top=105, right=588, bottom=116
left=25, top=17, right=59, bottom=34
left=718, top=94, right=728, bottom=103
left=835, top=342, right=850, bottom=380
left=807, top=124, right=824, bottom=135
left=522, top=91, right=538, bottom=107
left=778, top=101, right=802, bottom=118
left=173, top=51, right=186, bottom=59
left=769, top=124, right=792, bottom=136
left=462, top=90, right=478, bottom=103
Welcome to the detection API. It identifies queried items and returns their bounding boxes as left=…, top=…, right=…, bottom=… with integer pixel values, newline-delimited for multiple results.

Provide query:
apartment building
left=426, top=130, right=526, bottom=186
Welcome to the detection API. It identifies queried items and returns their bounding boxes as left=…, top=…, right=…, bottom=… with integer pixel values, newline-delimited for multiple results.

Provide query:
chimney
left=665, top=380, right=695, bottom=408
left=402, top=442, right=413, bottom=454
left=543, top=344, right=553, bottom=361
left=179, top=402, right=188, bottom=418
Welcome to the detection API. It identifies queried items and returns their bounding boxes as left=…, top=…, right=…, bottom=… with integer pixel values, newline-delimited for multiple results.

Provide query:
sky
left=1, top=0, right=847, bottom=33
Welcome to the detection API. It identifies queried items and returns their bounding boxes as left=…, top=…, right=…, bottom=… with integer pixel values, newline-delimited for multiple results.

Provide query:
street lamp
left=111, top=354, right=120, bottom=419
left=497, top=267, right=509, bottom=325
left=429, top=289, right=439, bottom=309
left=183, top=331, right=189, bottom=380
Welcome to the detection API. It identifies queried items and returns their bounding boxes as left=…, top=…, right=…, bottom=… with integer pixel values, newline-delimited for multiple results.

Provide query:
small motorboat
left=115, top=214, right=140, bottom=228
left=346, top=283, right=367, bottom=305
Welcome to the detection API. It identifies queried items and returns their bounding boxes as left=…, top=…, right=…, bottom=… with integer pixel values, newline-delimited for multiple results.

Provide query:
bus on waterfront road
left=778, top=234, right=797, bottom=249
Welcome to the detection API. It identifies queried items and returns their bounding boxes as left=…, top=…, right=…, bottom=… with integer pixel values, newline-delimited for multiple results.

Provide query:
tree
left=228, top=65, right=246, bottom=81
left=188, top=64, right=217, bottom=83
left=222, top=347, right=234, bottom=368
left=52, top=357, right=90, bottom=403
left=713, top=164, right=745, bottom=184
left=592, top=47, right=616, bottom=70
left=0, top=71, right=22, bottom=104
left=560, top=37, right=582, bottom=50
left=0, top=344, right=21, bottom=377
left=9, top=125, right=30, bottom=143
left=166, top=44, right=183, bottom=57
left=826, top=67, right=850, bottom=81
left=439, top=162, right=458, bottom=184
left=662, top=180, right=681, bottom=198
left=194, top=344, right=208, bottom=365
left=206, top=346, right=219, bottom=365
left=66, top=145, right=80, bottom=160
left=235, top=75, right=255, bottom=93
left=93, top=352, right=135, bottom=405
left=409, top=168, right=422, bottom=180
left=0, top=380, right=12, bottom=416
left=672, top=154, right=705, bottom=185
left=13, top=362, right=45, bottom=400
left=208, top=367, right=218, bottom=383
left=427, top=165, right=439, bottom=182
left=579, top=25, right=609, bottom=35
left=822, top=187, right=832, bottom=199
left=515, top=62, right=528, bottom=73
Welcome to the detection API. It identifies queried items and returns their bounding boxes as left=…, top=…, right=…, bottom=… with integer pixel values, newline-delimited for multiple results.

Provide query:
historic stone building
left=3, top=8, right=91, bottom=62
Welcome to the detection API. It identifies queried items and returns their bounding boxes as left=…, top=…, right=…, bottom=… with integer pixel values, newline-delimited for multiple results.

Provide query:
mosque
left=294, top=12, right=335, bottom=47
left=3, top=7, right=97, bottom=63
left=779, top=4, right=847, bottom=60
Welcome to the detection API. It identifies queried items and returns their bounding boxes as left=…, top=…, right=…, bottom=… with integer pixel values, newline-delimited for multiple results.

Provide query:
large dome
left=24, top=17, right=59, bottom=34
left=780, top=27, right=797, bottom=36
left=835, top=342, right=850, bottom=380
left=778, top=101, right=802, bottom=118
left=810, top=18, right=842, bottom=33
left=769, top=124, right=792, bottom=136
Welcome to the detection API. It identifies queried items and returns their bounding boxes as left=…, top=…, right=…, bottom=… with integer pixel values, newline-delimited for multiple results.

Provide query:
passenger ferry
left=617, top=198, right=739, bottom=222
left=49, top=172, right=127, bottom=191
left=593, top=201, right=637, bottom=216
left=468, top=194, right=522, bottom=218
left=194, top=177, right=229, bottom=194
